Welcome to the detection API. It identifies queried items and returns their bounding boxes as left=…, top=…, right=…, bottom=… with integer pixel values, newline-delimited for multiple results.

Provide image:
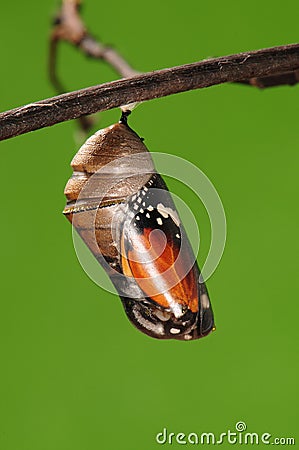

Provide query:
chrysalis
left=63, top=115, right=215, bottom=340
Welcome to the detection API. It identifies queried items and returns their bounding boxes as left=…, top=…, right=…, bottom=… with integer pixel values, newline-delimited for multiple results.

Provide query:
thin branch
left=79, top=36, right=139, bottom=78
left=1, top=43, right=299, bottom=141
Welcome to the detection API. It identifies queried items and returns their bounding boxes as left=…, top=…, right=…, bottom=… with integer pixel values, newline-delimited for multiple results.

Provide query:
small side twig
left=236, top=70, right=299, bottom=88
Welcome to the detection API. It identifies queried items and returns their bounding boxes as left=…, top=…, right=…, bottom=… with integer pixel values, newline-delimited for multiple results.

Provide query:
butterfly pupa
left=63, top=115, right=215, bottom=340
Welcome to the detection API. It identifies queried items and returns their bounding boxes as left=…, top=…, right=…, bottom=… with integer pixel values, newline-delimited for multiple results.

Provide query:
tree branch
left=1, top=43, right=299, bottom=141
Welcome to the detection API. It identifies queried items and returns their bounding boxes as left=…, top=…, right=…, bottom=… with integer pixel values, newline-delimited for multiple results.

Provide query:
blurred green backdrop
left=0, top=1, right=298, bottom=449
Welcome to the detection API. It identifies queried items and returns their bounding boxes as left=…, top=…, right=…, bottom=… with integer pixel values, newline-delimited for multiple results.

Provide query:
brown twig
left=1, top=43, right=299, bottom=141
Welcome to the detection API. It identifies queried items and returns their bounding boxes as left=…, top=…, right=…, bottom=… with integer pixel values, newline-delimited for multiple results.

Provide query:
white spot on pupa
left=157, top=207, right=169, bottom=219
left=156, top=217, right=163, bottom=226
left=146, top=213, right=150, bottom=219
left=142, top=202, right=146, bottom=207
left=132, top=195, right=137, bottom=201
left=133, top=204, right=139, bottom=210
left=170, top=328, right=181, bottom=334
left=157, top=203, right=180, bottom=226
left=147, top=205, right=154, bottom=211
left=164, top=294, right=183, bottom=318
left=200, top=293, right=210, bottom=309
left=176, top=233, right=180, bottom=239
left=142, top=191, right=146, bottom=196
left=137, top=197, right=142, bottom=204
left=184, top=334, right=193, bottom=340
left=134, top=309, right=164, bottom=335
left=155, top=310, right=171, bottom=322
left=144, top=186, right=148, bottom=191
left=140, top=208, right=144, bottom=213
left=136, top=216, right=140, bottom=221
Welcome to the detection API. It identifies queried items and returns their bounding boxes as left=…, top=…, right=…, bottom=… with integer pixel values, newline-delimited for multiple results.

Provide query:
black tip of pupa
left=119, top=109, right=132, bottom=126
left=119, top=110, right=144, bottom=142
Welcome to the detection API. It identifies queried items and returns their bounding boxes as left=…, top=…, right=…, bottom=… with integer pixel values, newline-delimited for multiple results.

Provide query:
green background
left=0, top=1, right=298, bottom=449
